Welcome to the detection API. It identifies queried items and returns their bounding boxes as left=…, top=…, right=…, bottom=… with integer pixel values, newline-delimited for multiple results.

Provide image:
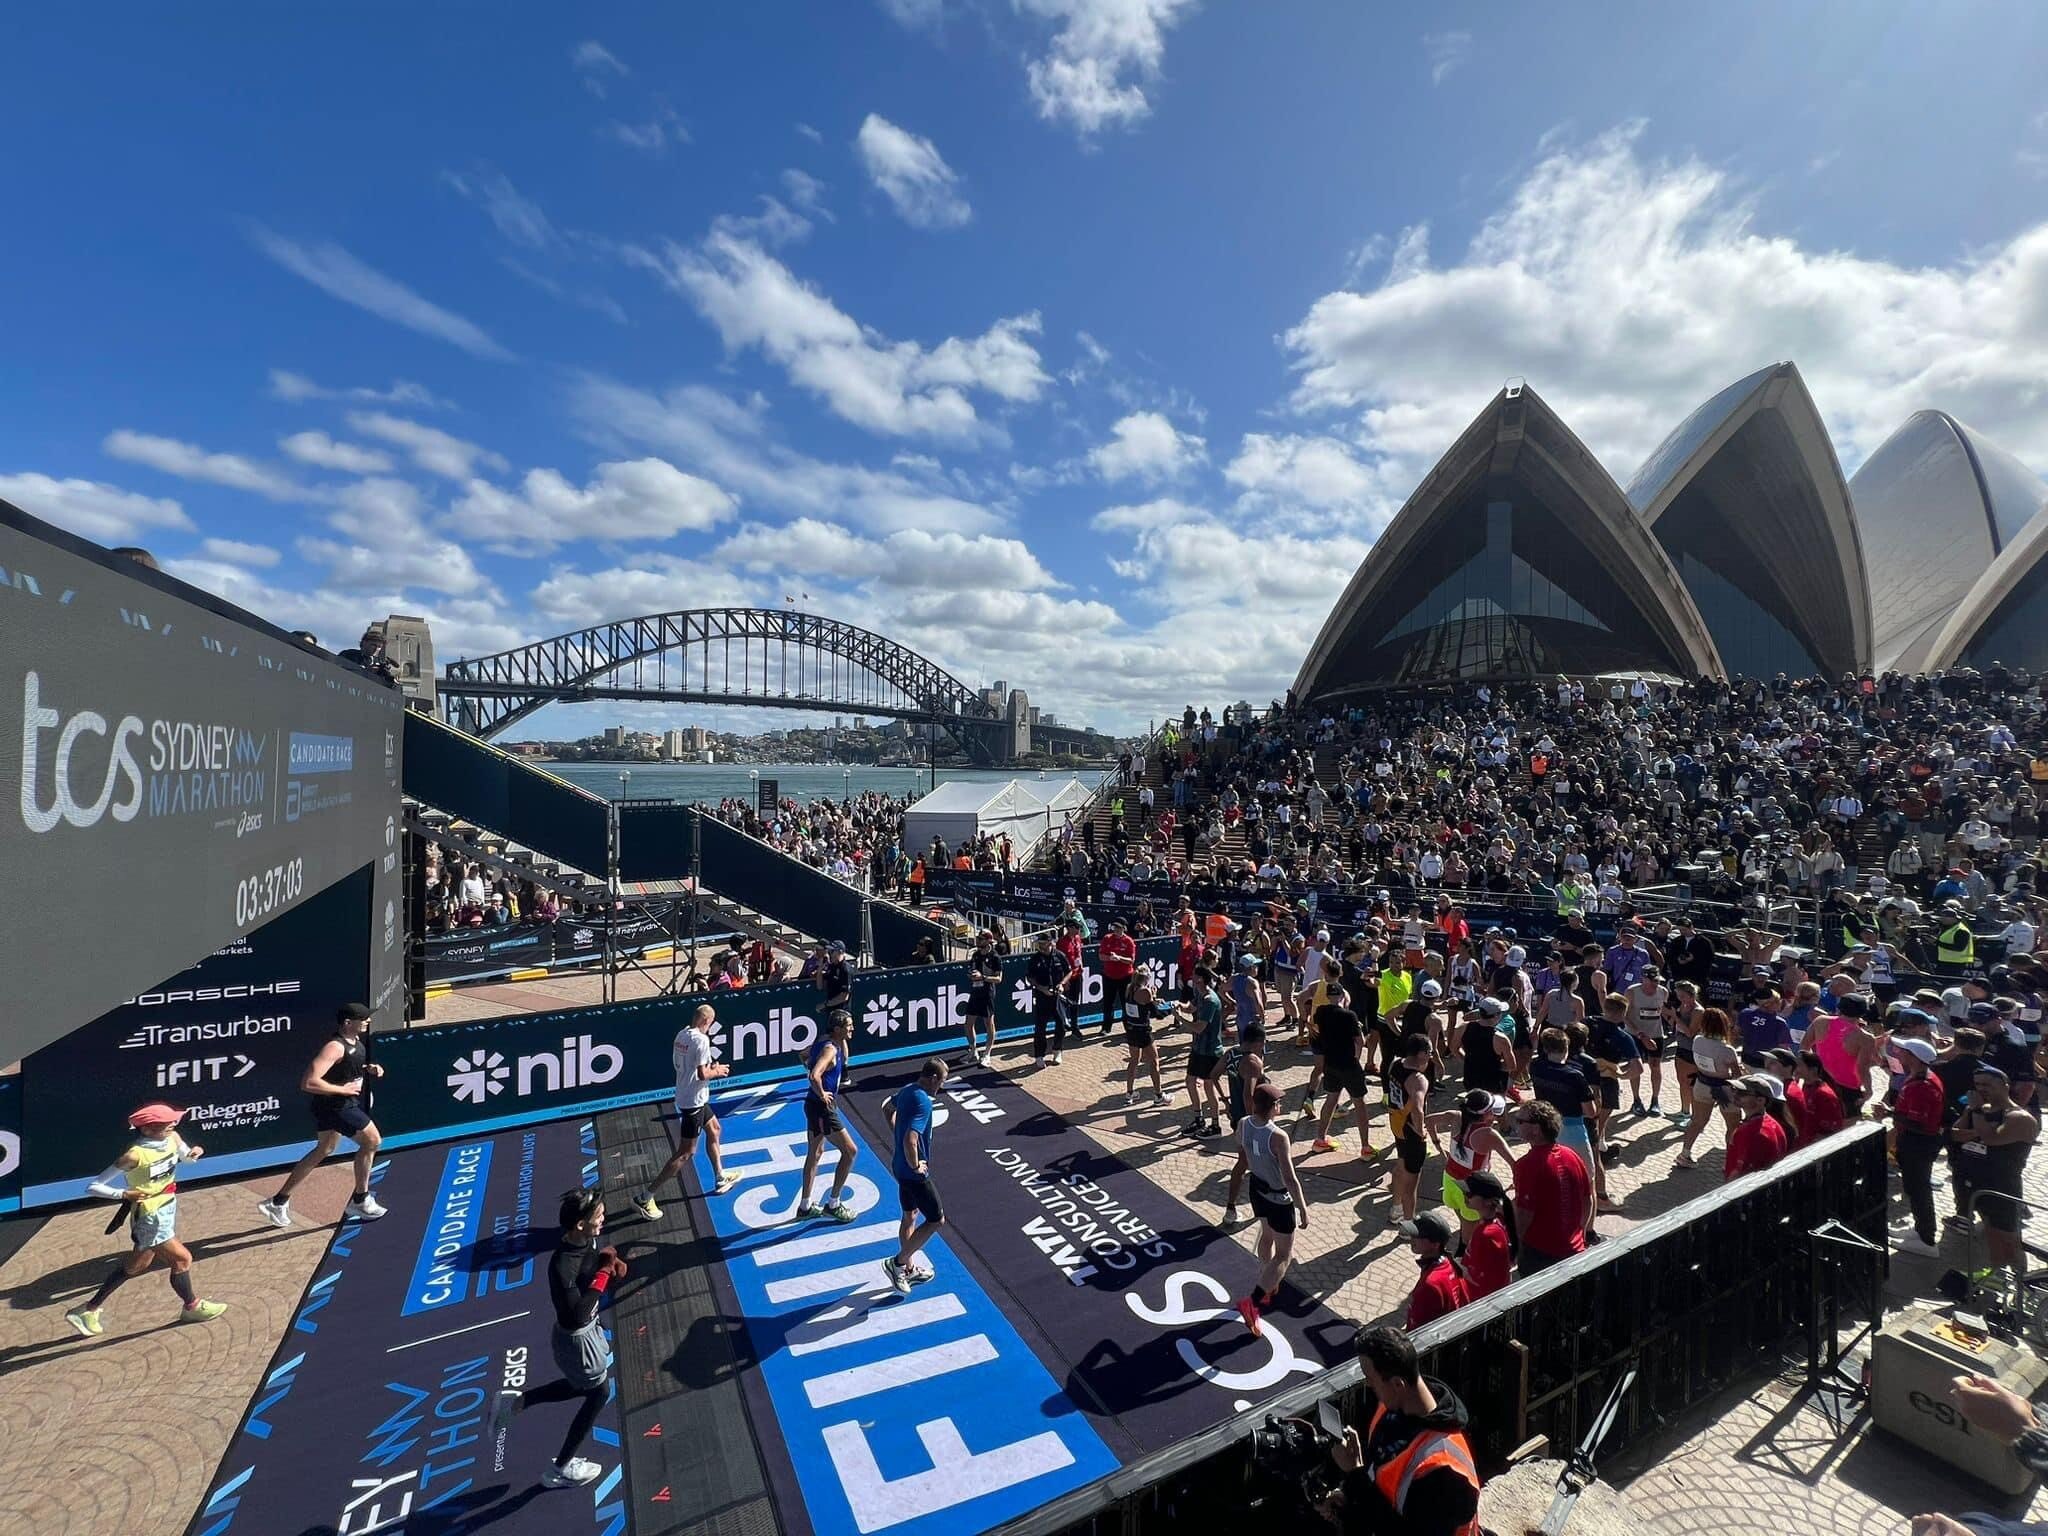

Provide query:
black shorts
left=1188, top=1051, right=1222, bottom=1081
left=1597, top=1077, right=1622, bottom=1111
left=966, top=987, right=995, bottom=1019
left=897, top=1175, right=943, bottom=1223
left=1322, top=1062, right=1367, bottom=1099
left=1978, top=1182, right=2026, bottom=1233
left=1397, top=1129, right=1427, bottom=1174
left=805, top=1097, right=843, bottom=1138
left=1249, top=1184, right=1298, bottom=1234
left=310, top=1097, right=373, bottom=1138
left=1124, top=1022, right=1155, bottom=1049
left=674, top=1104, right=714, bottom=1140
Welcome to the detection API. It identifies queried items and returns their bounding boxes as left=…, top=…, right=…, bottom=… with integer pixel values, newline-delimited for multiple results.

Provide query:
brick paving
left=8, top=967, right=2048, bottom=1534
left=0, top=1163, right=353, bottom=1536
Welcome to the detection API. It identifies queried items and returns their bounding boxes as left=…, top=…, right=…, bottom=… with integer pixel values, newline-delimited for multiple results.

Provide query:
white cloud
left=164, top=556, right=522, bottom=659
left=1015, top=0, right=1196, bottom=135
left=448, top=458, right=737, bottom=554
left=279, top=430, right=394, bottom=474
left=299, top=478, right=490, bottom=595
left=102, top=429, right=302, bottom=501
left=0, top=473, right=192, bottom=544
left=1088, top=411, right=1205, bottom=481
left=1091, top=495, right=1205, bottom=534
left=795, top=122, right=825, bottom=145
left=878, top=0, right=947, bottom=26
left=572, top=40, right=628, bottom=97
left=780, top=168, right=834, bottom=222
left=1422, top=30, right=1471, bottom=85
left=606, top=102, right=689, bottom=154
left=530, top=554, right=762, bottom=625
left=1222, top=431, right=1391, bottom=531
left=347, top=412, right=508, bottom=480
left=249, top=228, right=512, bottom=361
left=572, top=377, right=1007, bottom=535
left=1281, top=123, right=2048, bottom=489
left=442, top=167, right=557, bottom=250
left=713, top=518, right=1055, bottom=590
left=198, top=536, right=281, bottom=567
left=638, top=230, right=1047, bottom=440
left=267, top=369, right=452, bottom=411
left=856, top=114, right=972, bottom=230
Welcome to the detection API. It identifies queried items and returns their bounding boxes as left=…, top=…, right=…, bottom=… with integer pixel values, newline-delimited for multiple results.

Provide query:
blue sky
left=5, top=2, right=2047, bottom=734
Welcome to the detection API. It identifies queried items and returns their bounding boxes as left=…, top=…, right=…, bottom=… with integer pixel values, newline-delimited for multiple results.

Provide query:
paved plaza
left=4, top=971, right=2048, bottom=1534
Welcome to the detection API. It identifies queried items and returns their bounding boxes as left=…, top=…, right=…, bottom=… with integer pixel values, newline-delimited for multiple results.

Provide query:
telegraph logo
left=447, top=1035, right=622, bottom=1104
left=864, top=992, right=906, bottom=1036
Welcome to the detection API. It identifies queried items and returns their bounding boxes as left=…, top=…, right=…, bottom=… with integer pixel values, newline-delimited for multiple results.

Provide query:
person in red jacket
left=1460, top=1170, right=1516, bottom=1299
left=1404, top=1212, right=1472, bottom=1328
left=1886, top=1037, right=1945, bottom=1255
left=1098, top=919, right=1138, bottom=1041
left=1724, top=1075, right=1792, bottom=1181
left=1790, top=1051, right=1846, bottom=1146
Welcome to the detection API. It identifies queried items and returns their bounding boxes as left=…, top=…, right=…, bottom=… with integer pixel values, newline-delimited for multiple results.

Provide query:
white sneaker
left=883, top=1257, right=912, bottom=1295
left=1897, top=1234, right=1940, bottom=1257
left=714, top=1172, right=741, bottom=1195
left=345, top=1194, right=387, bottom=1221
left=543, top=1457, right=602, bottom=1487
left=1051, top=1052, right=1064, bottom=1066
left=256, top=1198, right=292, bottom=1229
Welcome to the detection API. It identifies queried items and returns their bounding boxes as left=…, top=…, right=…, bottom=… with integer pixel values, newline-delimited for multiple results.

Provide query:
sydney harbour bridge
left=415, top=606, right=1113, bottom=765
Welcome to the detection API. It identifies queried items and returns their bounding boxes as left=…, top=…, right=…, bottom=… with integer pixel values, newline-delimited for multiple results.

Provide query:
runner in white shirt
left=632, top=1004, right=740, bottom=1219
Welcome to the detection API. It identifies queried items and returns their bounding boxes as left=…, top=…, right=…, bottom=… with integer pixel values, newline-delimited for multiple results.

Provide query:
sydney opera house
left=1292, top=363, right=2048, bottom=700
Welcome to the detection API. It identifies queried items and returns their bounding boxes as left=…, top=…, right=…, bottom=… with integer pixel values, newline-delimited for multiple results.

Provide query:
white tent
left=1033, top=777, right=1092, bottom=820
left=903, top=779, right=1059, bottom=859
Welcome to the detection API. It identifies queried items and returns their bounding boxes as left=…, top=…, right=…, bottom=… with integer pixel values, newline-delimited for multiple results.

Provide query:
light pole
left=842, top=765, right=851, bottom=802
left=748, top=768, right=759, bottom=813
left=618, top=769, right=631, bottom=801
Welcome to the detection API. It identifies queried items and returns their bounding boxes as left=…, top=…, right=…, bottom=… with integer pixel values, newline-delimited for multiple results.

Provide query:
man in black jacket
left=1323, top=1324, right=1482, bottom=1533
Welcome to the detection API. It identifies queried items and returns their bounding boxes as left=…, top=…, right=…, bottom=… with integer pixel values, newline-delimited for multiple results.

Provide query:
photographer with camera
left=1318, top=1324, right=1481, bottom=1534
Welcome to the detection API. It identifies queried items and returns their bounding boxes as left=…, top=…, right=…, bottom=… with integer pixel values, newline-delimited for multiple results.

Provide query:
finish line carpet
left=189, top=1068, right=1354, bottom=1536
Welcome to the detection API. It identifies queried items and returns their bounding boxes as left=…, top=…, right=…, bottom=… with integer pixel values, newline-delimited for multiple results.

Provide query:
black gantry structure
left=438, top=606, right=1014, bottom=761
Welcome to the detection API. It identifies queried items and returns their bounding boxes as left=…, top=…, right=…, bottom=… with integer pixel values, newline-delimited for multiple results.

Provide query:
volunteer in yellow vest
left=65, top=1103, right=228, bottom=1337
left=1324, top=1324, right=1482, bottom=1534
left=1936, top=901, right=1977, bottom=968
left=1555, top=875, right=1587, bottom=919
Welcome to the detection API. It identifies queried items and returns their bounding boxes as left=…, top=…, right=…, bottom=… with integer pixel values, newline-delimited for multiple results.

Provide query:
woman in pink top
left=1807, top=994, right=1880, bottom=1118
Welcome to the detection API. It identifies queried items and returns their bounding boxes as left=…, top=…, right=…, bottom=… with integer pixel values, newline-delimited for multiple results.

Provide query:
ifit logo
left=448, top=1035, right=622, bottom=1104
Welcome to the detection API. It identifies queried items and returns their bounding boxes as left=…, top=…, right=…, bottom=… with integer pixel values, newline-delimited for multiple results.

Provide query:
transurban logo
left=446, top=1034, right=623, bottom=1104
left=18, top=671, right=266, bottom=834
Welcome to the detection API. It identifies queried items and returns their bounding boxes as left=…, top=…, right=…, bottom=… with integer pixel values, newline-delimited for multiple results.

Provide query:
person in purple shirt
left=1603, top=928, right=1652, bottom=994
left=1736, top=986, right=1795, bottom=1067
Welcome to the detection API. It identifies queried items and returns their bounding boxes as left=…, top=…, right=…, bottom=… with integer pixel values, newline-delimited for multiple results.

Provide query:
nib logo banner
left=370, top=939, right=1181, bottom=1144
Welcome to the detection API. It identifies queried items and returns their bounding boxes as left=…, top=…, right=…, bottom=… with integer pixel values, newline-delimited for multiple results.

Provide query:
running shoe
left=825, top=1201, right=857, bottom=1225
left=345, top=1194, right=388, bottom=1221
left=1223, top=1206, right=1239, bottom=1226
left=1202, top=1118, right=1222, bottom=1137
left=1311, top=1138, right=1337, bottom=1154
left=1051, top=1052, right=1064, bottom=1066
left=1299, top=1098, right=1319, bottom=1119
left=489, top=1388, right=521, bottom=1439
left=64, top=1308, right=104, bottom=1338
left=1126, top=1092, right=1141, bottom=1107
left=714, top=1172, right=742, bottom=1195
left=256, top=1198, right=292, bottom=1229
left=1181, top=1119, right=1208, bottom=1137
left=1674, top=1155, right=1696, bottom=1169
left=632, top=1192, right=663, bottom=1221
left=1152, top=1091, right=1172, bottom=1108
left=883, top=1257, right=912, bottom=1295
left=907, top=1264, right=935, bottom=1285
left=1235, top=1296, right=1263, bottom=1337
left=178, top=1300, right=228, bottom=1324
left=1360, top=1142, right=1379, bottom=1158
left=797, top=1201, right=826, bottom=1219
left=543, top=1458, right=603, bottom=1488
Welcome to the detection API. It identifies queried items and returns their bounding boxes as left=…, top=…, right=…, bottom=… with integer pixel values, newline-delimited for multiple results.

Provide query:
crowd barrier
left=423, top=897, right=728, bottom=987
left=997, top=1120, right=1890, bottom=1535
left=2, top=935, right=1178, bottom=1210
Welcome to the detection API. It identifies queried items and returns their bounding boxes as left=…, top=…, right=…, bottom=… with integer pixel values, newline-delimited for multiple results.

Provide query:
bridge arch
left=437, top=607, right=1008, bottom=757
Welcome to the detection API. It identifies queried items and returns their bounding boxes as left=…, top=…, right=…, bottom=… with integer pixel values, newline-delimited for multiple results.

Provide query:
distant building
left=662, top=728, right=686, bottom=758
left=604, top=726, right=625, bottom=748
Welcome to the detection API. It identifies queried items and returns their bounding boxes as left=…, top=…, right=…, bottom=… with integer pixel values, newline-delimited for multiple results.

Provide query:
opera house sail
left=1292, top=383, right=1721, bottom=700
left=1626, top=362, right=1869, bottom=681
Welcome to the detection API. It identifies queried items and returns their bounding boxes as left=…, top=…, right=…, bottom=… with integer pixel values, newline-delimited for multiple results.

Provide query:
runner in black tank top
left=259, top=1003, right=389, bottom=1228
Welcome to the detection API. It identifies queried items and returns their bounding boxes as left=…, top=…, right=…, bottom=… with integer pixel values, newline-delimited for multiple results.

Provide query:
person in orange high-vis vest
left=1325, top=1324, right=1481, bottom=1535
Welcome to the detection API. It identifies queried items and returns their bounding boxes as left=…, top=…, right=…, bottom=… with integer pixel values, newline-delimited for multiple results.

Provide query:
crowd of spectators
left=423, top=848, right=572, bottom=933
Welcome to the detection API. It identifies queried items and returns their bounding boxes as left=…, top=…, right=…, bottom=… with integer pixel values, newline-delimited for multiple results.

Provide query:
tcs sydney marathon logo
left=17, top=671, right=269, bottom=834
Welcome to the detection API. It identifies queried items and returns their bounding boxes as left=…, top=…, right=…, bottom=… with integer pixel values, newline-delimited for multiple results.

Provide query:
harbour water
left=548, top=760, right=1101, bottom=805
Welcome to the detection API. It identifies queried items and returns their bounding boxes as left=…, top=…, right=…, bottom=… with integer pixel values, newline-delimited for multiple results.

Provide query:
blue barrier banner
left=187, top=1120, right=617, bottom=1536
left=703, top=1082, right=1121, bottom=1536
left=0, top=1076, right=19, bottom=1214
